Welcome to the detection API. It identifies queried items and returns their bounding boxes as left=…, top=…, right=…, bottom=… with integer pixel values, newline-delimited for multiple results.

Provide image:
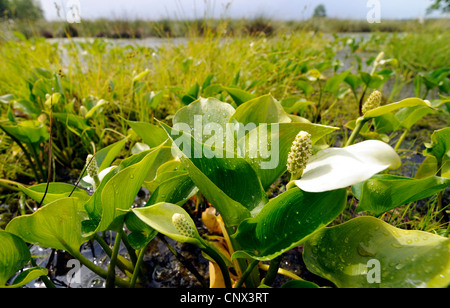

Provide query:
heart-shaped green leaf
left=233, top=187, right=347, bottom=261
left=147, top=173, right=197, bottom=206
left=160, top=121, right=267, bottom=226
left=6, top=197, right=89, bottom=254
left=0, top=120, right=49, bottom=145
left=19, top=182, right=90, bottom=205
left=0, top=230, right=31, bottom=286
left=238, top=122, right=338, bottom=190
left=425, top=127, right=450, bottom=162
left=230, top=94, right=291, bottom=126
left=173, top=96, right=235, bottom=144
left=95, top=146, right=173, bottom=233
left=303, top=216, right=450, bottom=288
left=353, top=174, right=450, bottom=215
left=223, top=87, right=256, bottom=106
left=126, top=120, right=168, bottom=148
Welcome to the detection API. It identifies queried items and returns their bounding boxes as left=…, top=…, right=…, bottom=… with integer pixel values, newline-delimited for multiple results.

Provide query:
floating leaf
left=303, top=217, right=450, bottom=288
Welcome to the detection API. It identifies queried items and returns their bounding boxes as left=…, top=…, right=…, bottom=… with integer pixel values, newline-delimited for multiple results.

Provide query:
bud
left=172, top=213, right=196, bottom=238
left=286, top=131, right=313, bottom=179
left=86, top=154, right=99, bottom=179
left=362, top=90, right=382, bottom=114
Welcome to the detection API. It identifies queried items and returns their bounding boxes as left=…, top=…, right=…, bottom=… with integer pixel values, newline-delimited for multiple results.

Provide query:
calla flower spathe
left=82, top=166, right=116, bottom=188
left=295, top=140, right=401, bottom=193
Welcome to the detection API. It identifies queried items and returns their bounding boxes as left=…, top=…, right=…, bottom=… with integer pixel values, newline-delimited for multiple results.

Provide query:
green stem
left=93, top=233, right=134, bottom=274
left=105, top=231, right=123, bottom=288
left=436, top=159, right=446, bottom=222
left=69, top=248, right=130, bottom=288
left=225, top=225, right=260, bottom=288
left=394, top=128, right=409, bottom=152
left=234, top=259, right=259, bottom=288
left=129, top=246, right=146, bottom=288
left=30, top=258, right=56, bottom=288
left=199, top=238, right=232, bottom=288
left=262, top=255, right=282, bottom=287
left=346, top=118, right=366, bottom=147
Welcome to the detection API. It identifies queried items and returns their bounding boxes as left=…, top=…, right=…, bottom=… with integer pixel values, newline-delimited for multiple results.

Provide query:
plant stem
left=199, top=238, right=232, bottom=288
left=394, top=128, right=409, bottom=152
left=93, top=233, right=134, bottom=274
left=129, top=246, right=146, bottom=288
left=262, top=255, right=282, bottom=287
left=345, top=118, right=366, bottom=147
left=105, top=231, right=123, bottom=288
left=234, top=259, right=259, bottom=288
left=30, top=258, right=56, bottom=288
left=69, top=248, right=130, bottom=288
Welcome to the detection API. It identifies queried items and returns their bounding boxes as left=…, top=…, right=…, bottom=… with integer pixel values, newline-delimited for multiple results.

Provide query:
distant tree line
left=0, top=0, right=43, bottom=20
left=428, top=0, right=450, bottom=13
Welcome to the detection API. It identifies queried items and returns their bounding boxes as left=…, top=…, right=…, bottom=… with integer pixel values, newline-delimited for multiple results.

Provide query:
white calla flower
left=295, top=140, right=401, bottom=193
left=82, top=166, right=116, bottom=188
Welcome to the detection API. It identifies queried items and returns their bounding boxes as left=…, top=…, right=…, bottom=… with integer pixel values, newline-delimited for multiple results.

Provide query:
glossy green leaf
left=19, top=182, right=90, bottom=206
left=362, top=98, right=432, bottom=120
left=132, top=202, right=202, bottom=246
left=230, top=94, right=291, bottom=126
left=223, top=87, right=256, bottom=106
left=233, top=187, right=347, bottom=261
left=6, top=266, right=48, bottom=288
left=83, top=146, right=173, bottom=225
left=160, top=121, right=266, bottom=226
left=147, top=173, right=197, bottom=206
left=6, top=197, right=88, bottom=253
left=395, top=105, right=433, bottom=130
left=125, top=120, right=168, bottom=148
left=0, top=120, right=49, bottom=145
left=94, top=137, right=128, bottom=171
left=0, top=230, right=31, bottom=286
left=303, top=216, right=450, bottom=288
left=415, top=155, right=450, bottom=179
left=124, top=212, right=158, bottom=250
left=95, top=146, right=172, bottom=232
left=173, top=97, right=235, bottom=144
left=238, top=122, right=338, bottom=190
left=353, top=174, right=450, bottom=215
left=425, top=127, right=450, bottom=162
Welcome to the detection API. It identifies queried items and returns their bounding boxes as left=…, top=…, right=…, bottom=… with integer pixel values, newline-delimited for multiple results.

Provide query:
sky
left=40, top=0, right=447, bottom=21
